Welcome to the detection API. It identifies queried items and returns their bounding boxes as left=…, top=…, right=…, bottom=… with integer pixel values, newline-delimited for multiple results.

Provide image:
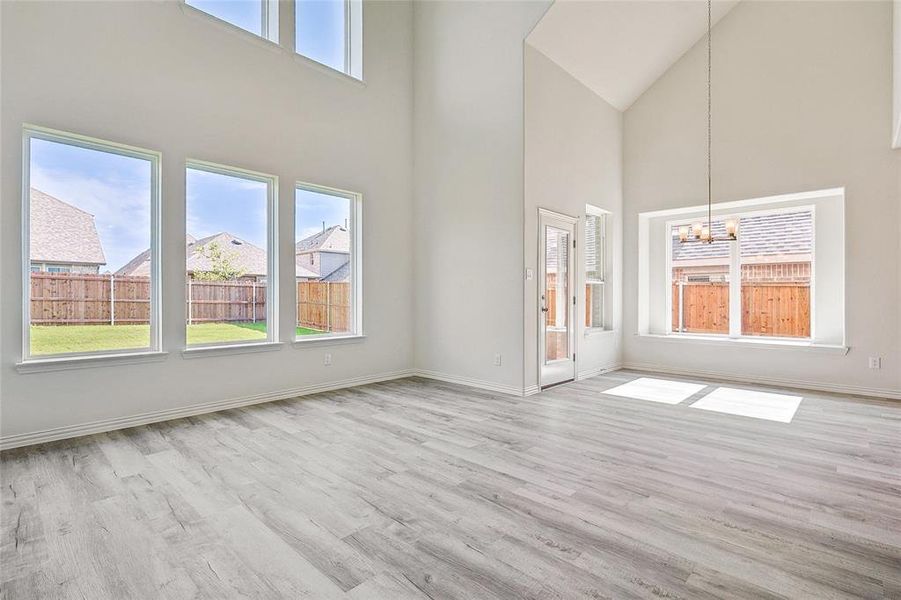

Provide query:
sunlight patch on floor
left=602, top=377, right=707, bottom=405
left=691, top=387, right=803, bottom=423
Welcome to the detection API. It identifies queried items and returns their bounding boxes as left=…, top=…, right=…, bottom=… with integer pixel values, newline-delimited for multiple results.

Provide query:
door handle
left=541, top=306, right=549, bottom=313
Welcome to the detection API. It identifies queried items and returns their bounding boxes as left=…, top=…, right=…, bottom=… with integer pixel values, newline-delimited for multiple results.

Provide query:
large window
left=295, top=183, right=361, bottom=339
left=184, top=162, right=277, bottom=347
left=669, top=209, right=813, bottom=339
left=185, top=0, right=278, bottom=41
left=584, top=208, right=609, bottom=330
left=23, top=126, right=160, bottom=359
left=295, top=0, right=362, bottom=78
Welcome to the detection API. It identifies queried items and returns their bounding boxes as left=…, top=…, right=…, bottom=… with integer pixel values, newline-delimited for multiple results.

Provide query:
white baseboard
left=523, top=384, right=541, bottom=396
left=621, top=362, right=900, bottom=401
left=0, top=369, right=416, bottom=451
left=411, top=369, right=524, bottom=397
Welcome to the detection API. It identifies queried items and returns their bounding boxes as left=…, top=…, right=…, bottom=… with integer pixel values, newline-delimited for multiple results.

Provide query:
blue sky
left=296, top=188, right=350, bottom=242
left=30, top=137, right=349, bottom=273
left=296, top=1, right=345, bottom=71
left=187, top=0, right=263, bottom=35
left=30, top=139, right=152, bottom=273
left=187, top=0, right=345, bottom=71
left=186, top=168, right=268, bottom=250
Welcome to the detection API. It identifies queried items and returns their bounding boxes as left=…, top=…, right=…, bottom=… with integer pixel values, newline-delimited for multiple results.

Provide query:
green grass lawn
left=30, top=322, right=326, bottom=355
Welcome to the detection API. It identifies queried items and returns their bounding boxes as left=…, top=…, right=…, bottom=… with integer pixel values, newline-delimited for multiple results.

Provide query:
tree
left=192, top=241, right=246, bottom=281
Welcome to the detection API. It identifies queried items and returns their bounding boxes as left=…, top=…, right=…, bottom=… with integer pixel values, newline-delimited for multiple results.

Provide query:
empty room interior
left=1, top=0, right=900, bottom=598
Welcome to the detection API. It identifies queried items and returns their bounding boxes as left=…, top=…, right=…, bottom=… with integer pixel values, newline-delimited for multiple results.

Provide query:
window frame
left=583, top=207, right=610, bottom=333
left=294, top=181, right=363, bottom=342
left=665, top=204, right=816, bottom=342
left=184, top=159, right=280, bottom=349
left=21, top=125, right=162, bottom=362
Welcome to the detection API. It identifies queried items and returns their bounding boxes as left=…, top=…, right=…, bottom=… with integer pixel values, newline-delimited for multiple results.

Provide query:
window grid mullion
left=728, top=234, right=741, bottom=338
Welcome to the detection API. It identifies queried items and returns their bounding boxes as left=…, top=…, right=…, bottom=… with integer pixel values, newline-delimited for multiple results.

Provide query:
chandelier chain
left=707, top=0, right=712, bottom=235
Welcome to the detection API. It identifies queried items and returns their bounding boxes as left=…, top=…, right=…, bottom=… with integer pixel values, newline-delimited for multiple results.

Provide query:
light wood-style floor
left=2, top=371, right=900, bottom=599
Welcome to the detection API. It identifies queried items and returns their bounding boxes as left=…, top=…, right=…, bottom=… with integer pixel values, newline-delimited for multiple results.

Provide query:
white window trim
left=20, top=124, right=163, bottom=363
left=184, top=159, right=279, bottom=350
left=583, top=206, right=611, bottom=333
left=664, top=204, right=816, bottom=342
left=294, top=181, right=362, bottom=343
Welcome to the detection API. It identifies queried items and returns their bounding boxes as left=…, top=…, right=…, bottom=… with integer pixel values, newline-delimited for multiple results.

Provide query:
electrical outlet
left=324, top=353, right=332, bottom=366
left=494, top=353, right=502, bottom=366
left=868, top=356, right=881, bottom=369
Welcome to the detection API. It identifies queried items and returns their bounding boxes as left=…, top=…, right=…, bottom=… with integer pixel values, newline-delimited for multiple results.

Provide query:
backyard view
left=30, top=323, right=324, bottom=355
left=670, top=211, right=813, bottom=338
left=28, top=142, right=353, bottom=356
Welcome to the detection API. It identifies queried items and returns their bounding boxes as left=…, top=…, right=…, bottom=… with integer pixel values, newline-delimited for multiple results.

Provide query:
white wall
left=412, top=0, right=550, bottom=394
left=0, top=0, right=414, bottom=442
left=894, top=0, right=900, bottom=148
left=623, top=0, right=900, bottom=397
left=523, top=46, right=623, bottom=390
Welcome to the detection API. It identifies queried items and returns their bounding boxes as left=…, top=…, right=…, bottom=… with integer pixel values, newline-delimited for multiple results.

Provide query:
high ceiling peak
left=527, top=0, right=740, bottom=111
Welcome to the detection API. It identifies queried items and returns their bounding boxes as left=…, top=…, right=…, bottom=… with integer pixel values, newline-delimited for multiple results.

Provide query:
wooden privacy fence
left=187, top=279, right=265, bottom=324
left=30, top=272, right=150, bottom=325
left=30, top=273, right=350, bottom=332
left=296, top=281, right=351, bottom=333
left=672, top=282, right=811, bottom=337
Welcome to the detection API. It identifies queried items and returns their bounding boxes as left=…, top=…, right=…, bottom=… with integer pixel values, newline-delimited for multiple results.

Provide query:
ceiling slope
left=527, top=0, right=739, bottom=111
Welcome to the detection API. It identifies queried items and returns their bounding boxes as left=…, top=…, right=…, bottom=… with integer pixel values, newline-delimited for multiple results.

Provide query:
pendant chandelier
left=679, top=0, right=737, bottom=244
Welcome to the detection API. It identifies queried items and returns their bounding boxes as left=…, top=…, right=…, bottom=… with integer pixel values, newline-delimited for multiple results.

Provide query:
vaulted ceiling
left=527, top=0, right=740, bottom=111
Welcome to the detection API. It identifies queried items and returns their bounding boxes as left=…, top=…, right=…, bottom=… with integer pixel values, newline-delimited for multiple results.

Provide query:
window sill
left=182, top=341, right=284, bottom=359
left=16, top=350, right=169, bottom=374
left=585, top=328, right=616, bottom=338
left=635, top=333, right=849, bottom=355
left=293, top=334, right=366, bottom=348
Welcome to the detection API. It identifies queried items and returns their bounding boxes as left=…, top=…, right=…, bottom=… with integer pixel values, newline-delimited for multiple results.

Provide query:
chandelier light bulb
left=725, top=219, right=737, bottom=238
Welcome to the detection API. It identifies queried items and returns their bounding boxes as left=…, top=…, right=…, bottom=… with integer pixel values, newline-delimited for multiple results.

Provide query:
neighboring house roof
left=29, top=188, right=106, bottom=266
left=320, top=261, right=351, bottom=283
left=117, top=229, right=349, bottom=280
left=187, top=232, right=267, bottom=277
left=672, top=210, right=813, bottom=262
left=117, top=232, right=268, bottom=277
left=295, top=225, right=350, bottom=254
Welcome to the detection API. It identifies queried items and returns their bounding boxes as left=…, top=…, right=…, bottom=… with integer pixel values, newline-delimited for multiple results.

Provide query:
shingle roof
left=187, top=232, right=267, bottom=276
left=672, top=210, right=812, bottom=262
left=320, top=261, right=350, bottom=283
left=29, top=188, right=106, bottom=266
left=295, top=225, right=350, bottom=253
left=118, top=231, right=342, bottom=279
left=117, top=233, right=268, bottom=277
